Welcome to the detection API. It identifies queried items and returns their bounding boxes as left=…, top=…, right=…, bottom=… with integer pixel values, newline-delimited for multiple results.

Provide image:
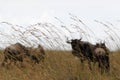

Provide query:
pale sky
left=0, top=0, right=120, bottom=50
left=0, top=0, right=120, bottom=24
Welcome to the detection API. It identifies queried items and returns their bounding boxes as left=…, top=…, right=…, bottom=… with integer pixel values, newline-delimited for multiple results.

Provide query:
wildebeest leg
left=104, top=56, right=110, bottom=73
left=39, top=55, right=45, bottom=63
left=92, top=59, right=97, bottom=71
left=80, top=58, right=84, bottom=70
left=1, top=55, right=10, bottom=67
left=99, top=56, right=104, bottom=74
left=31, top=55, right=39, bottom=64
left=88, top=59, right=92, bottom=70
left=100, top=55, right=109, bottom=74
left=1, top=57, right=7, bottom=66
left=98, top=61, right=103, bottom=74
left=19, top=57, right=25, bottom=68
left=13, top=56, right=24, bottom=68
left=99, top=63, right=102, bottom=74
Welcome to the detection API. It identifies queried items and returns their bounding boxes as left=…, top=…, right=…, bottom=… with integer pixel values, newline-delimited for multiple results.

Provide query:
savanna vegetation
left=0, top=50, right=119, bottom=80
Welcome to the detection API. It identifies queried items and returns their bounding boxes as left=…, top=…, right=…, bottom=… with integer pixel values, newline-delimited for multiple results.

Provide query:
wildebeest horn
left=103, top=40, right=106, bottom=44
left=66, top=37, right=71, bottom=43
left=79, top=37, right=82, bottom=40
left=100, top=40, right=105, bottom=45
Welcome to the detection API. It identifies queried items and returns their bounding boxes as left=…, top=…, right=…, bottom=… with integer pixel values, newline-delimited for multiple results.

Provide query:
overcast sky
left=0, top=0, right=120, bottom=50
left=0, top=0, right=120, bottom=25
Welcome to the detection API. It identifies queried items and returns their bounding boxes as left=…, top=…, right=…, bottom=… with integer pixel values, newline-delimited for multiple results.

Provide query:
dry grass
left=0, top=50, right=119, bottom=80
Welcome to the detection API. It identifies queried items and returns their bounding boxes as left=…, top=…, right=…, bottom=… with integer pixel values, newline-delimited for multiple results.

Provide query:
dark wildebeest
left=2, top=43, right=30, bottom=66
left=2, top=43, right=45, bottom=67
left=93, top=43, right=110, bottom=73
left=27, top=44, right=45, bottom=64
left=67, top=38, right=110, bottom=72
left=66, top=38, right=95, bottom=70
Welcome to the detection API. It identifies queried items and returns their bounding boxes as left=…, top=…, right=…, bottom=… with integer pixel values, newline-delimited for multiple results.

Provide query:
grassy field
left=0, top=50, right=119, bottom=80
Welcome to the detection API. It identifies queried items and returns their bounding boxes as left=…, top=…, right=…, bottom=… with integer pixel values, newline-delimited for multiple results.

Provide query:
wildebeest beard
left=70, top=39, right=82, bottom=57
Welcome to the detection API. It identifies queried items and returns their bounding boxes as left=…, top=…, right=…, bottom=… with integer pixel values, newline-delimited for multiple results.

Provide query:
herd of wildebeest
left=1, top=43, right=45, bottom=66
left=0, top=38, right=110, bottom=74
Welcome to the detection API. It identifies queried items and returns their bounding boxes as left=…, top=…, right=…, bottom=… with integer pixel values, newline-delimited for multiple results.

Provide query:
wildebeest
left=93, top=43, right=110, bottom=73
left=27, top=44, right=45, bottom=64
left=67, top=38, right=110, bottom=72
left=2, top=43, right=30, bottom=66
left=66, top=38, right=95, bottom=70
left=2, top=43, right=45, bottom=67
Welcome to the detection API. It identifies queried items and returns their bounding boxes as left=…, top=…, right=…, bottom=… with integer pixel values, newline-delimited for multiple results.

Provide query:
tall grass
left=0, top=50, right=119, bottom=80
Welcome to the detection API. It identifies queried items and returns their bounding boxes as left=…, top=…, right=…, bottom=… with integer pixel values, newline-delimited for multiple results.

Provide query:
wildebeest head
left=66, top=38, right=82, bottom=51
left=66, top=38, right=83, bottom=58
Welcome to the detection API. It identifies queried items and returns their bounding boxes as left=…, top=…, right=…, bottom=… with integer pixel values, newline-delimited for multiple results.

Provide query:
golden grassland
left=0, top=50, right=119, bottom=80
